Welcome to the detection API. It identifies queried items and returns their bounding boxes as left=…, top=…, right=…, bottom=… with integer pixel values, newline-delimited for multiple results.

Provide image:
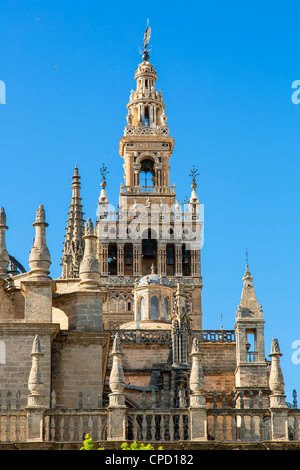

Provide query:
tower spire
left=61, top=166, right=85, bottom=278
left=0, top=207, right=9, bottom=279
left=236, top=263, right=262, bottom=320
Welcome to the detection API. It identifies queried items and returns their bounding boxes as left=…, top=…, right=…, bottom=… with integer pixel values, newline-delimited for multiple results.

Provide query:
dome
left=120, top=320, right=172, bottom=330
left=137, top=273, right=170, bottom=287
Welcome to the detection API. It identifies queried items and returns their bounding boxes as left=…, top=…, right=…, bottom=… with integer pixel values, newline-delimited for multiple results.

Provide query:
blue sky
left=0, top=0, right=300, bottom=402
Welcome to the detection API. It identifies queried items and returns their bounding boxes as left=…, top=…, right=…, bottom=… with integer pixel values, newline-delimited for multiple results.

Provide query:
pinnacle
left=0, top=207, right=7, bottom=226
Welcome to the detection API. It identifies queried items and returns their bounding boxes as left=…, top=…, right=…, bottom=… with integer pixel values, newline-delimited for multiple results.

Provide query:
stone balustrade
left=0, top=388, right=299, bottom=446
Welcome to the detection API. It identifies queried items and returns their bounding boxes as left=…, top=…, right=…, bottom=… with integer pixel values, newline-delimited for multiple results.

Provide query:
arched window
left=139, top=297, right=146, bottom=320
left=150, top=296, right=159, bottom=320
left=139, top=159, right=155, bottom=186
left=164, top=298, right=169, bottom=320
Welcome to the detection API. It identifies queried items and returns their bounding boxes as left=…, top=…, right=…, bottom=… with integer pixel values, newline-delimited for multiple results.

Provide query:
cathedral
left=0, top=25, right=299, bottom=450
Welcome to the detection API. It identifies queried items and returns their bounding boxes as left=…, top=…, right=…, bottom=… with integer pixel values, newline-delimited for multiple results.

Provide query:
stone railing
left=109, top=329, right=236, bottom=345
left=127, top=409, right=189, bottom=442
left=120, top=184, right=176, bottom=195
left=0, top=411, right=27, bottom=443
left=207, top=408, right=271, bottom=441
left=0, top=388, right=300, bottom=446
left=46, top=410, right=108, bottom=443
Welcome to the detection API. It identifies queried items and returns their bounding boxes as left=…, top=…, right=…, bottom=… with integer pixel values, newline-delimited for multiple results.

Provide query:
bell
left=124, top=247, right=132, bottom=265
left=142, top=238, right=156, bottom=258
left=141, top=159, right=153, bottom=173
left=182, top=253, right=190, bottom=264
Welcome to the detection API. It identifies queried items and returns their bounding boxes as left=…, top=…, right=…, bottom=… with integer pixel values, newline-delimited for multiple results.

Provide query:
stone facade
left=0, top=29, right=298, bottom=449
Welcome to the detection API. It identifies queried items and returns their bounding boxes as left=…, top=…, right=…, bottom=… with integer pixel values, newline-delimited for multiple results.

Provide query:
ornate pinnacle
left=27, top=335, right=45, bottom=407
left=29, top=205, right=51, bottom=278
left=269, top=338, right=286, bottom=403
left=35, top=205, right=46, bottom=224
left=111, top=332, right=124, bottom=357
left=109, top=333, right=125, bottom=400
left=84, top=217, right=94, bottom=237
left=0, top=207, right=7, bottom=226
left=79, top=218, right=100, bottom=287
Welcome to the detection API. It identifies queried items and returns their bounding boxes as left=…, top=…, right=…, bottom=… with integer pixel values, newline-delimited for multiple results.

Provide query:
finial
left=0, top=207, right=7, bottom=226
left=140, top=19, right=152, bottom=61
left=221, top=312, right=223, bottom=330
left=246, top=248, right=249, bottom=267
left=84, top=217, right=94, bottom=236
left=100, top=163, right=109, bottom=189
left=189, top=165, right=199, bottom=190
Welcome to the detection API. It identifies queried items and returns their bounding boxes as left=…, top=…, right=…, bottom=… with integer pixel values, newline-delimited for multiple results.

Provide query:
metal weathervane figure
left=140, top=19, right=152, bottom=61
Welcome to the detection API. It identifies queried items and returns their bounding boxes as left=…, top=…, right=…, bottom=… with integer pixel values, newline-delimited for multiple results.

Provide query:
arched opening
left=150, top=296, right=159, bottom=320
left=166, top=243, right=175, bottom=276
left=142, top=229, right=157, bottom=274
left=139, top=158, right=155, bottom=186
left=182, top=244, right=191, bottom=276
left=108, top=243, right=117, bottom=275
left=124, top=243, right=133, bottom=276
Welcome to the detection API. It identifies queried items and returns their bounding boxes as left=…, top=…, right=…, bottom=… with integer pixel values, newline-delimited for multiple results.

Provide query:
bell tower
left=118, top=26, right=175, bottom=210
left=96, top=23, right=203, bottom=330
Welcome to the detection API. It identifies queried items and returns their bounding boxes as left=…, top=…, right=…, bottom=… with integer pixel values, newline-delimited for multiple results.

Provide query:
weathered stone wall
left=0, top=324, right=58, bottom=408
left=51, top=331, right=110, bottom=409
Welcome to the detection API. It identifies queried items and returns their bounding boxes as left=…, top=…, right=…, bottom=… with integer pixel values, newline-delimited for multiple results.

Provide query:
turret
left=234, top=263, right=269, bottom=406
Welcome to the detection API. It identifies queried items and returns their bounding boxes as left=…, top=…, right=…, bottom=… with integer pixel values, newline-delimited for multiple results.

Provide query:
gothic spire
left=61, top=166, right=85, bottom=278
left=236, top=264, right=263, bottom=320
left=0, top=207, right=9, bottom=279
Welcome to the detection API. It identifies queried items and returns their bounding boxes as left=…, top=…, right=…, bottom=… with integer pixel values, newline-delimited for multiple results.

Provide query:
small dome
left=137, top=274, right=170, bottom=287
left=120, top=320, right=172, bottom=330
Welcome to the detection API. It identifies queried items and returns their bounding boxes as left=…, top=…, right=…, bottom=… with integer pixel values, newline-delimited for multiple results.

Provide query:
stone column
left=133, top=243, right=142, bottom=276
left=175, top=244, right=182, bottom=276
left=26, top=335, right=45, bottom=442
left=189, top=337, right=207, bottom=440
left=98, top=241, right=109, bottom=276
left=269, top=338, right=289, bottom=440
left=117, top=243, right=124, bottom=276
left=107, top=333, right=127, bottom=441
left=157, top=243, right=166, bottom=276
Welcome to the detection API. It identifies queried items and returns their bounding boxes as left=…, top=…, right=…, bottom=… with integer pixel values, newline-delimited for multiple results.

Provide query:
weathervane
left=189, top=165, right=199, bottom=189
left=100, top=163, right=109, bottom=188
left=140, top=19, right=152, bottom=61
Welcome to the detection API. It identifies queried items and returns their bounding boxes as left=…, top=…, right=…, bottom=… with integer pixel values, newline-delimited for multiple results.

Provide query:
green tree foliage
left=80, top=434, right=162, bottom=450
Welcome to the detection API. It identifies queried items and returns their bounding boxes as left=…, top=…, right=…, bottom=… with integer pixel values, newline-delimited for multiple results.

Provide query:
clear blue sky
left=1, top=0, right=300, bottom=402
